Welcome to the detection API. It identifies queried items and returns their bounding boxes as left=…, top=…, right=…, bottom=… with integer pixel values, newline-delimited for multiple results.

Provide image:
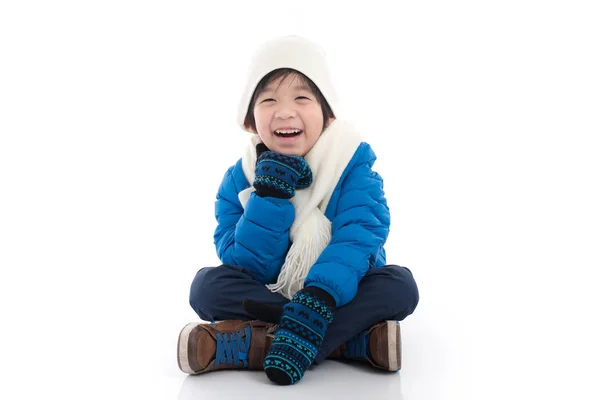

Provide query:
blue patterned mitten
left=264, top=288, right=335, bottom=385
left=253, top=150, right=313, bottom=199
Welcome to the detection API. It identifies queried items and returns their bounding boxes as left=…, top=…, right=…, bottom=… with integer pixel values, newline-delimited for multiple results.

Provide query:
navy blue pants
left=189, top=264, right=419, bottom=363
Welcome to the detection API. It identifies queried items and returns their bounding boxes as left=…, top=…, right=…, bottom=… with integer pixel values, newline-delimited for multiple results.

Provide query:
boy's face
left=250, top=74, right=332, bottom=157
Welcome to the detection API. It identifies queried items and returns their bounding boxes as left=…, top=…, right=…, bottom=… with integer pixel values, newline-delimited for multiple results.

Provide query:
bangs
left=252, top=69, right=312, bottom=101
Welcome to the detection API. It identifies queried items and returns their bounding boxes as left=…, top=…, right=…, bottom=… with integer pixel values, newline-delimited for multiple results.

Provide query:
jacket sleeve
left=213, top=163, right=295, bottom=284
left=304, top=153, right=390, bottom=307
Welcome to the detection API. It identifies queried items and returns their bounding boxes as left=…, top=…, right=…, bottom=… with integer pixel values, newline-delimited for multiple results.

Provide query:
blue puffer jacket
left=213, top=142, right=390, bottom=307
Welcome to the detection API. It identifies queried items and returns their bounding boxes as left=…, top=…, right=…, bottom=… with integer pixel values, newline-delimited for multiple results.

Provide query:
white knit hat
left=237, top=35, right=338, bottom=132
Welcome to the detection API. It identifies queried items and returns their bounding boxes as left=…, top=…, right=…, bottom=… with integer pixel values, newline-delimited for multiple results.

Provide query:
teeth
left=275, top=129, right=301, bottom=134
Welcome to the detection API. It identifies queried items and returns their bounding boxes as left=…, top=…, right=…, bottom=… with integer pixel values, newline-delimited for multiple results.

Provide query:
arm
left=213, top=162, right=295, bottom=284
left=304, top=149, right=390, bottom=307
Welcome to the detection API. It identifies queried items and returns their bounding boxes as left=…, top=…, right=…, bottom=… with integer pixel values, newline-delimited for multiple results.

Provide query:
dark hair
left=244, top=68, right=335, bottom=132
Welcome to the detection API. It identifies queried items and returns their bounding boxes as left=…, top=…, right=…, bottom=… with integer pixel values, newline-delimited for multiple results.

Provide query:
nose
left=274, top=102, right=297, bottom=120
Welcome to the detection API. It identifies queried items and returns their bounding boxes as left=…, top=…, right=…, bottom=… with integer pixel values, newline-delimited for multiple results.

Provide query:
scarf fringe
left=266, top=210, right=332, bottom=299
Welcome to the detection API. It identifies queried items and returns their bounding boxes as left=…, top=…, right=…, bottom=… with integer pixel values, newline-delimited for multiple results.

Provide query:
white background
left=1, top=1, right=599, bottom=399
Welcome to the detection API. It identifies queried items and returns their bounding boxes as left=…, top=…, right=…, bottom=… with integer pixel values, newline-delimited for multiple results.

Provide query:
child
left=177, top=35, right=419, bottom=385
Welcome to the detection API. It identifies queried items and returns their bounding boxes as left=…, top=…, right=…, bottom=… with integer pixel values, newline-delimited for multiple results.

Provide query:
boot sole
left=177, top=322, right=200, bottom=374
left=387, top=321, right=402, bottom=371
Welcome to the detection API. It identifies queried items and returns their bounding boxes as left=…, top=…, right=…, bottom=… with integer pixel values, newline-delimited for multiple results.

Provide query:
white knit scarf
left=238, top=119, right=363, bottom=299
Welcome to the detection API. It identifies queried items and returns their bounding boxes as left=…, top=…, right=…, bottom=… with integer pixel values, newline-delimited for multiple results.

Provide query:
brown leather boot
left=327, top=321, right=402, bottom=371
left=177, top=320, right=277, bottom=374
left=178, top=320, right=401, bottom=374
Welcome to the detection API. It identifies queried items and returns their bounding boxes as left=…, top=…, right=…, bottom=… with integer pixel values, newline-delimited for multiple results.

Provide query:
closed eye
left=296, top=96, right=310, bottom=100
left=261, top=98, right=275, bottom=103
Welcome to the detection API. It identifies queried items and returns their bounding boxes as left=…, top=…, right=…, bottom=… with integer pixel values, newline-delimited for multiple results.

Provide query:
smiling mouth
left=273, top=129, right=303, bottom=138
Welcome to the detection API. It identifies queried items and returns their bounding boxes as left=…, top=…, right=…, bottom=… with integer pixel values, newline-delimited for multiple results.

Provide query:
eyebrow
left=258, top=83, right=312, bottom=95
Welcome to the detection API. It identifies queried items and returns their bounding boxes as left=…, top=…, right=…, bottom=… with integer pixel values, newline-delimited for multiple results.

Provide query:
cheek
left=307, top=109, right=324, bottom=130
left=253, top=107, right=268, bottom=124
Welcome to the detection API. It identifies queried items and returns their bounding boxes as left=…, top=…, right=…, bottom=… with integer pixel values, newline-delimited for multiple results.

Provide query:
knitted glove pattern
left=253, top=149, right=312, bottom=199
left=262, top=287, right=335, bottom=385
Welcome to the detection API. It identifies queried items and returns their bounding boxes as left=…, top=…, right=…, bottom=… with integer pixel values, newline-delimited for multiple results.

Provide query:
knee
left=384, top=265, right=420, bottom=319
left=189, top=264, right=253, bottom=321
left=189, top=267, right=220, bottom=320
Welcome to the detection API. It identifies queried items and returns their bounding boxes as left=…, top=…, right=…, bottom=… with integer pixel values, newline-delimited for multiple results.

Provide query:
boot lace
left=214, top=325, right=252, bottom=367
